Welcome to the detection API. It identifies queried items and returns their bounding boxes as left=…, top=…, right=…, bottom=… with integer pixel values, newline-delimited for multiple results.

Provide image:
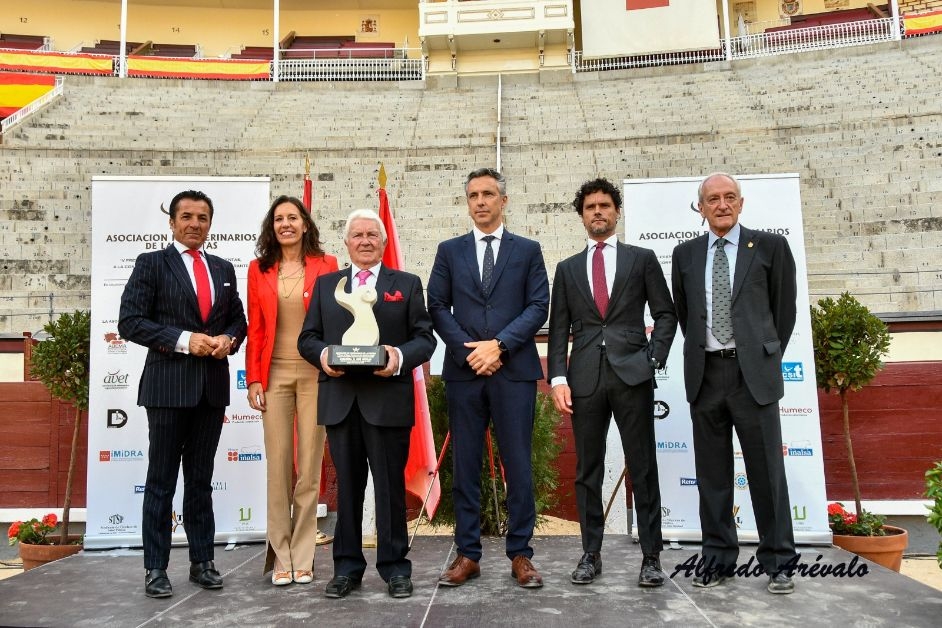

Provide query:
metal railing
left=1, top=76, right=64, bottom=134
left=276, top=48, right=424, bottom=81
left=575, top=18, right=899, bottom=72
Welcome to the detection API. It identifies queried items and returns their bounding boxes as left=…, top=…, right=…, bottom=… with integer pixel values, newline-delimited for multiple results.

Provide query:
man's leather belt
left=706, top=348, right=737, bottom=358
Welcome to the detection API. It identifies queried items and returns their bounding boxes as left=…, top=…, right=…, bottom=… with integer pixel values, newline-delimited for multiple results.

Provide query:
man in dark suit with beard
left=119, top=189, right=247, bottom=598
left=547, top=178, right=676, bottom=587
left=671, top=172, right=798, bottom=594
left=297, top=209, right=436, bottom=600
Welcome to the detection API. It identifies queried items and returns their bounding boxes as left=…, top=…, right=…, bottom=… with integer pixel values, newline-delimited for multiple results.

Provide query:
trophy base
left=327, top=345, right=388, bottom=370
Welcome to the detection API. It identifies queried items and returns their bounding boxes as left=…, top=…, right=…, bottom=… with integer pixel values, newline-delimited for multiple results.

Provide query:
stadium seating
left=0, top=36, right=940, bottom=329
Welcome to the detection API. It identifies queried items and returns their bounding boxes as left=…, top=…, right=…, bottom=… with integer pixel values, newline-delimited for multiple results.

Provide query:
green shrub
left=926, top=461, right=942, bottom=569
left=426, top=375, right=562, bottom=535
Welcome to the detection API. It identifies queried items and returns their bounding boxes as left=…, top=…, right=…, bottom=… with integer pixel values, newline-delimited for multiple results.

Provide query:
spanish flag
left=0, top=72, right=55, bottom=118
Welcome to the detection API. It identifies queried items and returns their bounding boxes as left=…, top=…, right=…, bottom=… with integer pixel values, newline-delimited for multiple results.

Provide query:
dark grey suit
left=547, top=242, right=676, bottom=555
left=671, top=225, right=797, bottom=574
left=119, top=243, right=246, bottom=570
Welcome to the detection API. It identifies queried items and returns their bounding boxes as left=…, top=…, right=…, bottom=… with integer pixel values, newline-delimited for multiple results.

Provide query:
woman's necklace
left=278, top=262, right=304, bottom=299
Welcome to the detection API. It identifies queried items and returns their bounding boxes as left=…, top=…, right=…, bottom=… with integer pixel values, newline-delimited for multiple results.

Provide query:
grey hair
left=698, top=172, right=741, bottom=202
left=465, top=167, right=506, bottom=196
left=343, top=209, right=387, bottom=243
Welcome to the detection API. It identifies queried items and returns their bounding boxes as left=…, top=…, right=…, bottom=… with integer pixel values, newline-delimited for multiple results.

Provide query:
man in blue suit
left=428, top=168, right=550, bottom=589
left=119, top=190, right=247, bottom=598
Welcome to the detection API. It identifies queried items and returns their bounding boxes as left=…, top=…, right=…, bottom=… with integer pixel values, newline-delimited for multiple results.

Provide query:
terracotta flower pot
left=831, top=524, right=908, bottom=572
left=18, top=536, right=83, bottom=571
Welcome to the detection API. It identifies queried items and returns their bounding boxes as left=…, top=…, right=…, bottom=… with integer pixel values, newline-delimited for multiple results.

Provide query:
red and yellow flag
left=377, top=163, right=442, bottom=519
left=0, top=72, right=55, bottom=117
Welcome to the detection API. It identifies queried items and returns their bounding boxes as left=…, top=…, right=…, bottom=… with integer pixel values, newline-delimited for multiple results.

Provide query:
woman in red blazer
left=246, top=195, right=339, bottom=586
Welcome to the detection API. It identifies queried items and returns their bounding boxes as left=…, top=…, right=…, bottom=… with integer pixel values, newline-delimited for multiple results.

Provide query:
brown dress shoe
left=511, top=555, right=543, bottom=589
left=438, top=554, right=480, bottom=587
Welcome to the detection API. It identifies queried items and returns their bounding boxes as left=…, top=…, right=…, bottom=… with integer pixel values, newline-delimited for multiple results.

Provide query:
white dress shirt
left=173, top=240, right=215, bottom=354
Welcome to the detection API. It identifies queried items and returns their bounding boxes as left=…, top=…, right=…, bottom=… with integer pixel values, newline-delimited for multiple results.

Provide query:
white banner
left=85, top=176, right=270, bottom=549
left=580, top=0, right=720, bottom=59
left=599, top=174, right=830, bottom=544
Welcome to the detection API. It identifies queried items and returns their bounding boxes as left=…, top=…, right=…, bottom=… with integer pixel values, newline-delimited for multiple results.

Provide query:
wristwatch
left=495, top=338, right=508, bottom=353
left=650, top=357, right=661, bottom=370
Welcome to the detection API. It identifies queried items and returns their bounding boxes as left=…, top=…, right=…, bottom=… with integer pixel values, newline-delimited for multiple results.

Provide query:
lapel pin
left=748, top=242, right=754, bottom=248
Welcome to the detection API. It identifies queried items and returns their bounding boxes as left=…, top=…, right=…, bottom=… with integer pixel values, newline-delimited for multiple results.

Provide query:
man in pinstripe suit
left=119, top=190, right=247, bottom=598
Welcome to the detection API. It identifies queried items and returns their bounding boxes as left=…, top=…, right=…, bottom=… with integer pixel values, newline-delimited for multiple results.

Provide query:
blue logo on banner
left=680, top=477, right=698, bottom=486
left=237, top=370, right=247, bottom=390
left=134, top=485, right=145, bottom=494
left=782, top=362, right=804, bottom=381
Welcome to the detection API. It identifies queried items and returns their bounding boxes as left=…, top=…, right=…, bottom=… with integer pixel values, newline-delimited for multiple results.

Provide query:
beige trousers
left=262, top=357, right=326, bottom=573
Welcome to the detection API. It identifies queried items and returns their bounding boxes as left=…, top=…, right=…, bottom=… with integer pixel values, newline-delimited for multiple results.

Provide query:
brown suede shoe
left=438, top=554, right=480, bottom=587
left=511, top=555, right=543, bottom=589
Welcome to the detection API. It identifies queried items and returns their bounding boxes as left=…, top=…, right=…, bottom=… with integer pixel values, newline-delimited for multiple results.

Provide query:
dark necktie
left=186, top=249, right=212, bottom=322
left=592, top=241, right=609, bottom=318
left=481, top=235, right=496, bottom=292
left=712, top=237, right=733, bottom=343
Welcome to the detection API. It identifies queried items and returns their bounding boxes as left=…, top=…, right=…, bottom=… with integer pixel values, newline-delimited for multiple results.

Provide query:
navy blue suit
left=119, top=243, right=246, bottom=570
left=297, top=266, right=436, bottom=582
left=427, top=230, right=549, bottom=562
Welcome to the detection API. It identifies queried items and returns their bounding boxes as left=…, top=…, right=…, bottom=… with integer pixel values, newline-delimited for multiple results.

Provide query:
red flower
left=827, top=503, right=845, bottom=516
left=8, top=521, right=21, bottom=538
left=42, top=513, right=58, bottom=527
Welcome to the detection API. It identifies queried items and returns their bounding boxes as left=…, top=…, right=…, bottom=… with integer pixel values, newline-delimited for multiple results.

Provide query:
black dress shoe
left=570, top=552, right=602, bottom=584
left=388, top=575, right=414, bottom=598
left=145, top=568, right=172, bottom=598
left=189, top=560, right=224, bottom=589
left=325, top=575, right=361, bottom=599
left=639, top=554, right=664, bottom=587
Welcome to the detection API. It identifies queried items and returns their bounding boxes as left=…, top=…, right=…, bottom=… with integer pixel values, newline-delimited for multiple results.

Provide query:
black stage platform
left=1, top=536, right=940, bottom=627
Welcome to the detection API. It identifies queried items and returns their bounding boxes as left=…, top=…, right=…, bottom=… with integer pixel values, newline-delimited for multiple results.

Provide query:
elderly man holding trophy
left=297, top=209, right=436, bottom=600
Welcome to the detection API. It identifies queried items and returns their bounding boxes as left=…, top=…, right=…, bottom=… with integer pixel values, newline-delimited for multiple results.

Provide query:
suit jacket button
left=303, top=292, right=309, bottom=298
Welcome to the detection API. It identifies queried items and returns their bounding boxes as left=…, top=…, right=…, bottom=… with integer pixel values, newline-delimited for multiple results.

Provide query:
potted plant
left=811, top=293, right=906, bottom=571
left=16, top=310, right=90, bottom=568
left=7, top=513, right=82, bottom=570
left=926, top=461, right=942, bottom=570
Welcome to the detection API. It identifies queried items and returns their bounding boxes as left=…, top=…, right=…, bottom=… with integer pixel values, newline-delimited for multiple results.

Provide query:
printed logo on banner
left=660, top=505, right=686, bottom=528
left=653, top=400, right=670, bottom=420
left=134, top=485, right=146, bottom=494
left=99, top=449, right=144, bottom=462
left=792, top=505, right=808, bottom=521
left=107, top=408, right=128, bottom=428
left=657, top=441, right=688, bottom=453
left=237, top=370, right=247, bottom=390
left=783, top=441, right=814, bottom=457
left=224, top=413, right=262, bottom=425
left=734, top=472, right=749, bottom=490
left=171, top=511, right=183, bottom=533
left=103, top=331, right=127, bottom=354
left=733, top=505, right=743, bottom=529
left=780, top=406, right=813, bottom=418
left=212, top=481, right=227, bottom=492
left=228, top=446, right=263, bottom=462
left=680, top=477, right=698, bottom=486
left=782, top=362, right=804, bottom=381
left=232, top=506, right=257, bottom=532
left=102, top=369, right=130, bottom=390
left=99, top=512, right=134, bottom=535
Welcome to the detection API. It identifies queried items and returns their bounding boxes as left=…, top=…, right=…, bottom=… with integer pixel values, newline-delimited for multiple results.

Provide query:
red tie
left=592, top=241, right=609, bottom=318
left=186, top=249, right=212, bottom=322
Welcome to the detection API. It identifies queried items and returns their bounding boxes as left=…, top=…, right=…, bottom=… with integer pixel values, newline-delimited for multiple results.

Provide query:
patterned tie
left=592, top=241, right=609, bottom=318
left=712, top=237, right=733, bottom=343
left=356, top=269, right=372, bottom=287
left=481, top=235, right=496, bottom=293
left=185, top=249, right=211, bottom=322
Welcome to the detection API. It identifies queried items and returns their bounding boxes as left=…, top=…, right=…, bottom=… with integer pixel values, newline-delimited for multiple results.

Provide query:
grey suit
left=547, top=242, right=676, bottom=555
left=671, top=225, right=798, bottom=574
